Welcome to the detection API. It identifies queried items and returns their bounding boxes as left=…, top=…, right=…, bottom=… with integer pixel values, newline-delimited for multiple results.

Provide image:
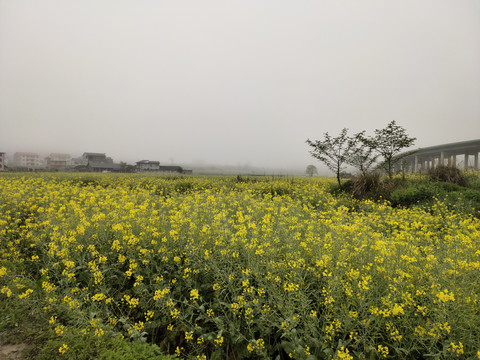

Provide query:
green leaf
left=210, top=349, right=224, bottom=360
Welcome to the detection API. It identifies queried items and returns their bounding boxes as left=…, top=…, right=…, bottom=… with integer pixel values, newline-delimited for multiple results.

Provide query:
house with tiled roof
left=136, top=160, right=160, bottom=172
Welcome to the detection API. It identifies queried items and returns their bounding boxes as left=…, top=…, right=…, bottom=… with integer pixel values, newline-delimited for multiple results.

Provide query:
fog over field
left=1, top=0, right=479, bottom=173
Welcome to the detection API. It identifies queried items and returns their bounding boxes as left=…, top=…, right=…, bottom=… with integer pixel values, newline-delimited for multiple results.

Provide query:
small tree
left=347, top=131, right=378, bottom=175
left=306, top=128, right=356, bottom=187
left=305, top=165, right=318, bottom=177
left=119, top=161, right=136, bottom=173
left=368, top=121, right=416, bottom=178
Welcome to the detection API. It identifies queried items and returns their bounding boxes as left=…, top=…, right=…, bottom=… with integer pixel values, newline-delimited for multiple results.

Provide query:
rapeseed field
left=1, top=173, right=479, bottom=359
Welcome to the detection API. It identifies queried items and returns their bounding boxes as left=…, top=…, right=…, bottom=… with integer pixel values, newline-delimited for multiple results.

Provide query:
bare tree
left=367, top=121, right=416, bottom=178
left=306, top=128, right=356, bottom=187
left=346, top=131, right=378, bottom=175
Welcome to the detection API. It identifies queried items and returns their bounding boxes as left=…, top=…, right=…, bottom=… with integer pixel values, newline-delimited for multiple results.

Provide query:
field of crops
left=1, top=173, right=480, bottom=359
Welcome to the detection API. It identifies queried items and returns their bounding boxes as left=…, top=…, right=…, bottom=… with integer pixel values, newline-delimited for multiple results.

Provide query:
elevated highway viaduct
left=400, top=139, right=480, bottom=172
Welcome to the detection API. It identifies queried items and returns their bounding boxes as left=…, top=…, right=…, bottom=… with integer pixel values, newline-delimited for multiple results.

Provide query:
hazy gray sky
left=1, top=0, right=479, bottom=171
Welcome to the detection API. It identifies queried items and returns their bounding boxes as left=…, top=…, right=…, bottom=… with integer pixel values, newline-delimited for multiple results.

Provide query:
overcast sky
left=1, top=0, right=479, bottom=171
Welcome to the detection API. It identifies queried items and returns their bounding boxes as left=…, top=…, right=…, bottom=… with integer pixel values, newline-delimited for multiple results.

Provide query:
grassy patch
left=0, top=287, right=174, bottom=360
left=336, top=170, right=480, bottom=217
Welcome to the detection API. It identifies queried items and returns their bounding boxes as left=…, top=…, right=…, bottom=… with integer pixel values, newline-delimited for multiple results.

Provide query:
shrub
left=466, top=172, right=480, bottom=190
left=463, top=188, right=480, bottom=202
left=350, top=172, right=381, bottom=199
left=339, top=173, right=404, bottom=201
left=390, top=184, right=438, bottom=207
left=434, top=181, right=465, bottom=192
left=444, top=190, right=480, bottom=218
left=428, top=165, right=467, bottom=186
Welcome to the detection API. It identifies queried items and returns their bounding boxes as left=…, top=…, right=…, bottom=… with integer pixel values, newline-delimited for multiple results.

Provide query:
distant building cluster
left=0, top=151, right=192, bottom=174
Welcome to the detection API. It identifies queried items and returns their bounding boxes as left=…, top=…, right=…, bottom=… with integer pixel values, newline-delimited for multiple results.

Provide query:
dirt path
left=0, top=343, right=28, bottom=359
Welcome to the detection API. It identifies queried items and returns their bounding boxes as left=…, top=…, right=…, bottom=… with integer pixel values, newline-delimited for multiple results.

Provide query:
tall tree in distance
left=306, top=128, right=356, bottom=188
left=369, top=120, right=416, bottom=178
left=305, top=165, right=318, bottom=177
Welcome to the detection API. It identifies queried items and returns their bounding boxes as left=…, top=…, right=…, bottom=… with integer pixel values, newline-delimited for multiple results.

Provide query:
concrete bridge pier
left=450, top=154, right=456, bottom=167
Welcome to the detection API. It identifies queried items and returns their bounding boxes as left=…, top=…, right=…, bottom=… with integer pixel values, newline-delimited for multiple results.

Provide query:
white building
left=13, top=152, right=41, bottom=168
left=46, top=153, right=72, bottom=169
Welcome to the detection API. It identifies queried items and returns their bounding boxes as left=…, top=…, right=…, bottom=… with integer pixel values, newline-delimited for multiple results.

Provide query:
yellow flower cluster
left=58, top=344, right=68, bottom=354
left=247, top=338, right=265, bottom=353
left=1, top=173, right=479, bottom=359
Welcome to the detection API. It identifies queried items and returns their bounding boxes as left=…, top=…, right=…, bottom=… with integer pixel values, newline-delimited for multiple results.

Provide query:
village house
left=136, top=160, right=160, bottom=172
left=76, top=152, right=120, bottom=172
left=82, top=152, right=113, bottom=164
left=135, top=160, right=191, bottom=174
left=46, top=153, right=72, bottom=170
left=13, top=152, right=41, bottom=169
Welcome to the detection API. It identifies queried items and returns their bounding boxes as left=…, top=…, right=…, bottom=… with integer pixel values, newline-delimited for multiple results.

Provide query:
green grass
left=0, top=295, right=175, bottom=360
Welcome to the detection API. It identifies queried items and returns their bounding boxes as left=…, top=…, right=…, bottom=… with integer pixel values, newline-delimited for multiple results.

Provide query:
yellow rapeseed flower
left=58, top=344, right=68, bottom=354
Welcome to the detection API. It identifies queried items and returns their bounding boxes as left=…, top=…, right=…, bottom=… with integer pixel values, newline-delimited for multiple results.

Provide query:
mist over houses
left=0, top=151, right=192, bottom=174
